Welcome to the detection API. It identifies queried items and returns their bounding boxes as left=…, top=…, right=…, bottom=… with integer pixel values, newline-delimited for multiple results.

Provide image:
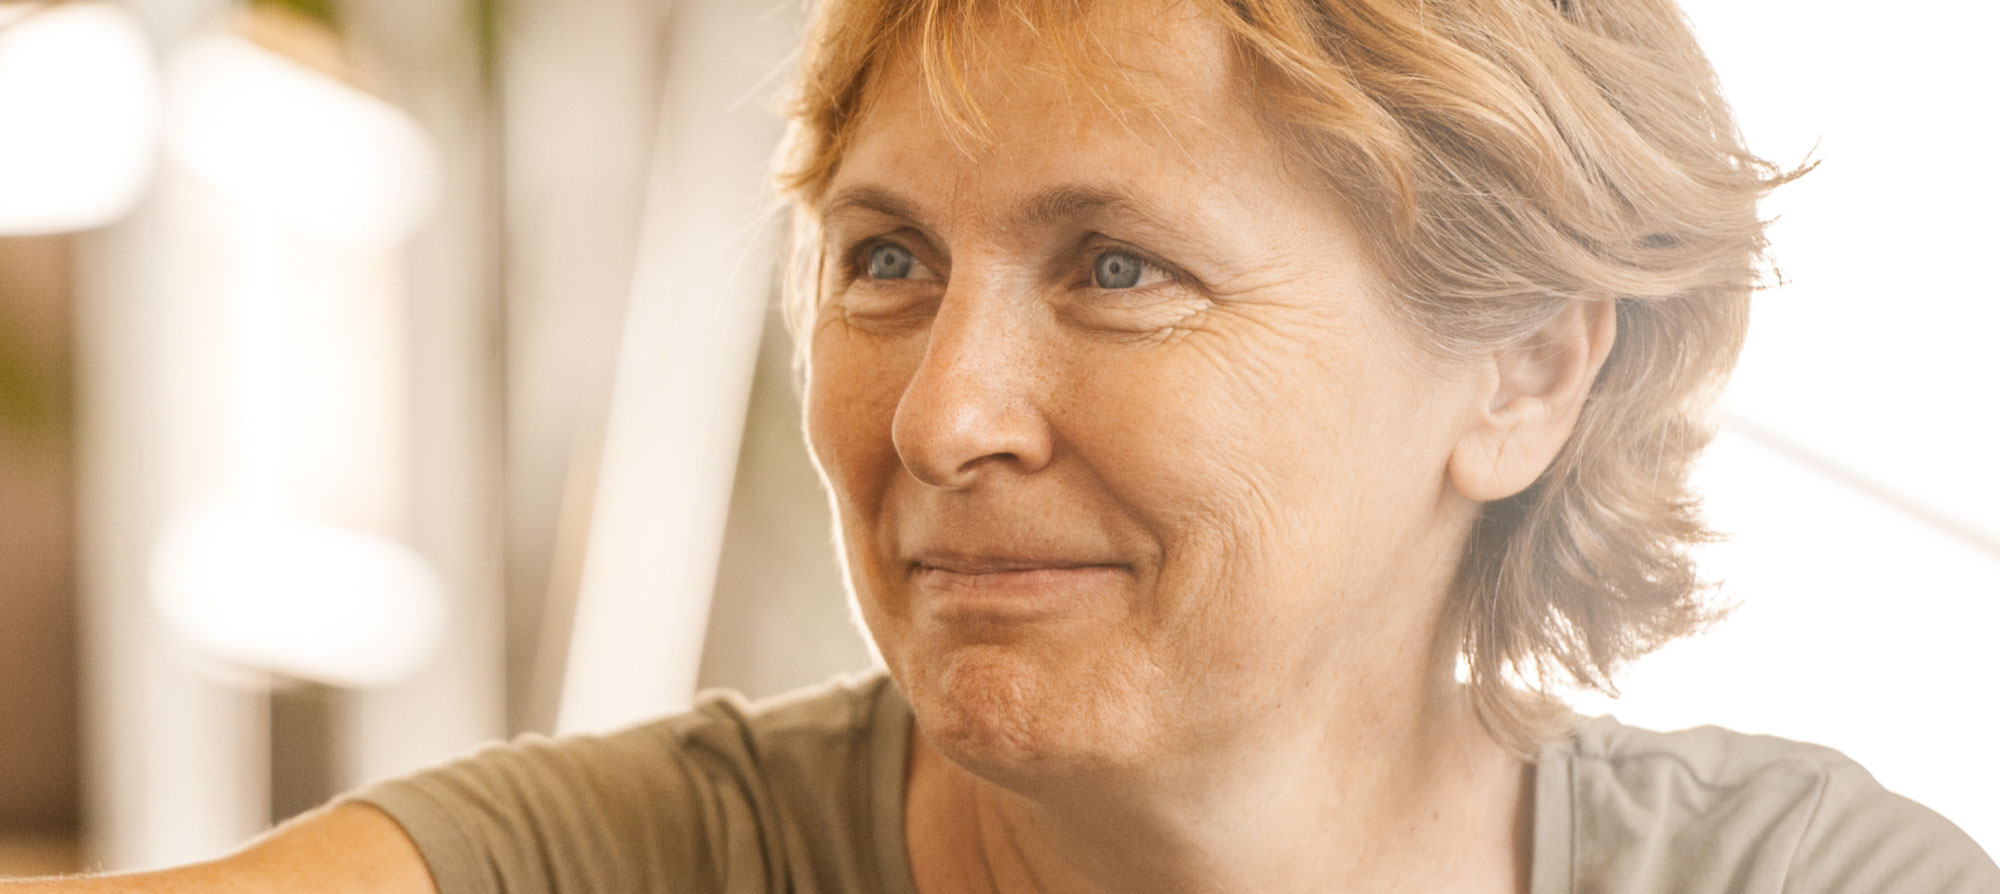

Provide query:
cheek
left=1043, top=343, right=1345, bottom=699
left=804, top=329, right=908, bottom=495
left=803, top=326, right=930, bottom=619
left=1064, top=328, right=1354, bottom=534
left=1062, top=324, right=1424, bottom=617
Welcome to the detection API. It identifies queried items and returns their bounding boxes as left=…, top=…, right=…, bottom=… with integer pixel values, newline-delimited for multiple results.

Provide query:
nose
left=890, top=295, right=1054, bottom=489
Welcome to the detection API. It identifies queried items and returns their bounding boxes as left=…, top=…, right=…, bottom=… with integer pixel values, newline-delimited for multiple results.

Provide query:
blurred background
left=0, top=0, right=1993, bottom=877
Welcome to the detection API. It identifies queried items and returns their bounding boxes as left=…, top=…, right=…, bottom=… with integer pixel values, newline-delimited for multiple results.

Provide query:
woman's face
left=805, top=3, right=1486, bottom=781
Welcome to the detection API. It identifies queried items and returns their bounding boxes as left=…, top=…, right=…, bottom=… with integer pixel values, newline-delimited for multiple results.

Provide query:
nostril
left=890, top=356, right=1052, bottom=488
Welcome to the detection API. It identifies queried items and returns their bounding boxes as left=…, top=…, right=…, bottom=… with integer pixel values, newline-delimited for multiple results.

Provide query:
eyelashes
left=839, top=235, right=1184, bottom=295
left=1090, top=248, right=1172, bottom=291
left=862, top=242, right=937, bottom=282
left=835, top=236, right=934, bottom=289
left=830, top=233, right=1209, bottom=335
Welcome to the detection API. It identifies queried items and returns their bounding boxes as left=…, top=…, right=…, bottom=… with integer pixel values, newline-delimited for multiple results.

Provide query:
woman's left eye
left=1092, top=249, right=1168, bottom=290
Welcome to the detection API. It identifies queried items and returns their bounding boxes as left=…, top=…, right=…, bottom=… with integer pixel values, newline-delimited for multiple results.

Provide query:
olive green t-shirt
left=347, top=671, right=1999, bottom=893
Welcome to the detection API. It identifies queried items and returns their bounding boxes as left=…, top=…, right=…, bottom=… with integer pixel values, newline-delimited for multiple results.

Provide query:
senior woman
left=14, top=0, right=1999, bottom=892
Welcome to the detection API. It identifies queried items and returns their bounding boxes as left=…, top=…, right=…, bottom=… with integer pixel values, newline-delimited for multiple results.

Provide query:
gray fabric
left=349, top=671, right=1998, bottom=893
left=348, top=672, right=916, bottom=894
left=1534, top=716, right=1999, bottom=893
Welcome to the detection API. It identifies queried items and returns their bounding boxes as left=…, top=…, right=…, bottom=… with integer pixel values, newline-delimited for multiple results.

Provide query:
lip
left=908, top=551, right=1127, bottom=619
left=911, top=550, right=1119, bottom=574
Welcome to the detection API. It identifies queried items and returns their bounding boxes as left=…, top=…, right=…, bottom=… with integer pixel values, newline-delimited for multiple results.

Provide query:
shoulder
left=346, top=669, right=909, bottom=894
left=655, top=668, right=896, bottom=771
left=1540, top=716, right=1999, bottom=894
left=667, top=669, right=908, bottom=834
left=674, top=667, right=898, bottom=754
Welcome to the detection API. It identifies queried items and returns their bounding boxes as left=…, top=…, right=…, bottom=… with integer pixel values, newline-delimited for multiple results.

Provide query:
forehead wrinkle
left=1010, top=181, right=1257, bottom=280
left=824, top=178, right=1221, bottom=254
left=1010, top=182, right=1220, bottom=240
left=1016, top=183, right=1137, bottom=231
left=823, top=184, right=936, bottom=233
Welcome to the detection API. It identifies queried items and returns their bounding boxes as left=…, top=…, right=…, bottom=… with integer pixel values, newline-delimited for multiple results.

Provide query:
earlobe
left=1448, top=299, right=1617, bottom=503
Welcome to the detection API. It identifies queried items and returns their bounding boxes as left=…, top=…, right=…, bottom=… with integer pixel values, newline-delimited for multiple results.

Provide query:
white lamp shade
left=162, top=31, right=441, bottom=247
left=0, top=2, right=164, bottom=235
left=150, top=509, right=449, bottom=689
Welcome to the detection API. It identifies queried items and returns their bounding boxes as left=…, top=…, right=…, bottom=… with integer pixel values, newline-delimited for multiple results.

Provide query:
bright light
left=162, top=30, right=439, bottom=247
left=150, top=509, right=449, bottom=689
left=135, top=21, right=451, bottom=690
left=0, top=1, right=162, bottom=235
left=1573, top=0, right=2000, bottom=856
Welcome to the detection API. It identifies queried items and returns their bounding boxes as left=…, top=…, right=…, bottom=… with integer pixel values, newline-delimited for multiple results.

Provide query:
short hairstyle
left=775, top=0, right=1803, bottom=754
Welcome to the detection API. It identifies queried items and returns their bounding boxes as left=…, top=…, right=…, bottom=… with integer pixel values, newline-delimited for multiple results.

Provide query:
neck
left=906, top=672, right=1534, bottom=894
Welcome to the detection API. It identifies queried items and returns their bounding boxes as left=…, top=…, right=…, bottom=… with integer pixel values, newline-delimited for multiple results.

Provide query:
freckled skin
left=806, top=8, right=1485, bottom=798
left=802, top=15, right=1579, bottom=892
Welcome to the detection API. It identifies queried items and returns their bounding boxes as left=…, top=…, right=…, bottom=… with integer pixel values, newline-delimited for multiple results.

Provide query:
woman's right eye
left=836, top=240, right=942, bottom=327
left=863, top=242, right=934, bottom=281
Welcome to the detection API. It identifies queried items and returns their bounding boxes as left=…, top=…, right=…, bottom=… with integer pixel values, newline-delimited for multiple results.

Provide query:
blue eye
left=867, top=243, right=917, bottom=280
left=1093, top=250, right=1147, bottom=289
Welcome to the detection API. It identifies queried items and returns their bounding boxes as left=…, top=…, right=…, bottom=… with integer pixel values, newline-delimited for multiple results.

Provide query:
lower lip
left=913, top=565, right=1126, bottom=619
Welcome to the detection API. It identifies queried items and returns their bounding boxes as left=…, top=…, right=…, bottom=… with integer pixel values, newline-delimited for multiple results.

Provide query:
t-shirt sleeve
left=1782, top=761, right=2000, bottom=894
left=339, top=706, right=777, bottom=894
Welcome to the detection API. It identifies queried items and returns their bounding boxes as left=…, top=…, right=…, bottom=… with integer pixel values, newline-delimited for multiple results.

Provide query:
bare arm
left=1, top=804, right=436, bottom=894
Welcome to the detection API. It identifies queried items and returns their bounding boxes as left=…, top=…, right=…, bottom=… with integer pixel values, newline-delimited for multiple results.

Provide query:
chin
left=892, top=634, right=1156, bottom=790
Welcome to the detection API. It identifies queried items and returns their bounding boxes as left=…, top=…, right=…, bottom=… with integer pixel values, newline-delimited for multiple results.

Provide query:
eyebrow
left=1013, top=184, right=1182, bottom=233
left=822, top=185, right=934, bottom=232
left=823, top=181, right=1204, bottom=241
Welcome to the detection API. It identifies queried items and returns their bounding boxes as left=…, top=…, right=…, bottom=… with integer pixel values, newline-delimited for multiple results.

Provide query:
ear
left=1448, top=299, right=1617, bottom=503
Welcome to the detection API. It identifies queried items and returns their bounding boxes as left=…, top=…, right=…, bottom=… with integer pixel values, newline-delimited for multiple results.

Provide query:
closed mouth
left=909, top=551, right=1123, bottom=576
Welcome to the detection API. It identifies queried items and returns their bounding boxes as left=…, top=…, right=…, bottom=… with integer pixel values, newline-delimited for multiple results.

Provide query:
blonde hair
left=775, top=0, right=1803, bottom=754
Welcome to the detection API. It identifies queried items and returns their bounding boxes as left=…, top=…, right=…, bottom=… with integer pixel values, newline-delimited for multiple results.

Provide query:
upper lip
left=910, top=551, right=1121, bottom=575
